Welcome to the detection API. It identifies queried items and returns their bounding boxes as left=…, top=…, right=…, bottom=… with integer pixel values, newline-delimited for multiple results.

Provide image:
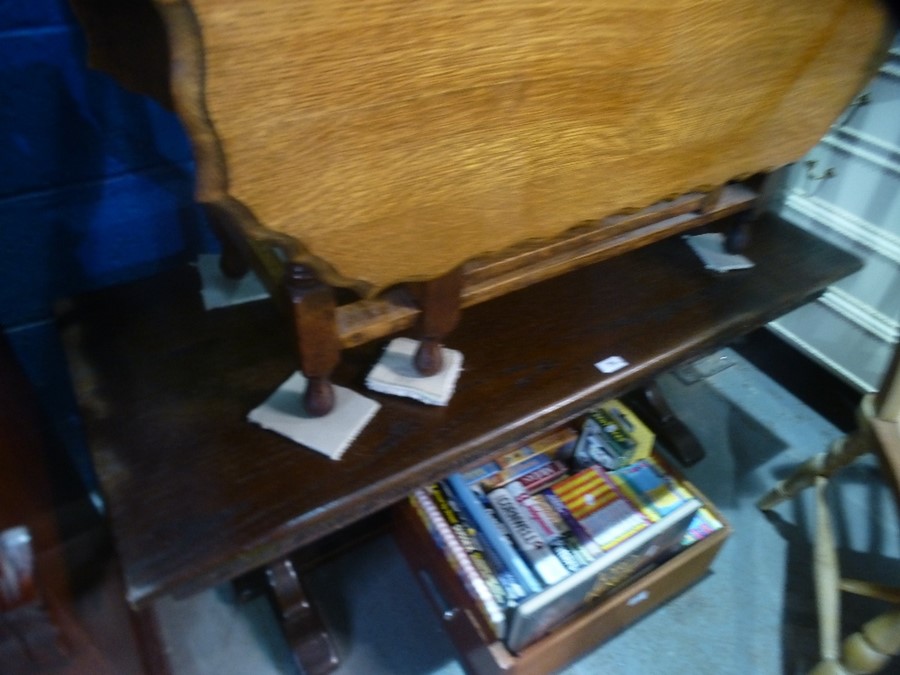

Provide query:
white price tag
left=626, top=590, right=650, bottom=607
left=595, top=355, right=629, bottom=374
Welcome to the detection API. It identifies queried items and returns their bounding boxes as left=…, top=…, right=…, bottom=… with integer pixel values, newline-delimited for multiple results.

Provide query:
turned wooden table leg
left=218, top=239, right=250, bottom=280
left=725, top=213, right=753, bottom=254
left=285, top=265, right=341, bottom=417
left=700, top=183, right=749, bottom=256
left=412, top=268, right=463, bottom=376
left=723, top=170, right=780, bottom=254
left=206, top=207, right=251, bottom=279
left=624, top=383, right=706, bottom=466
left=265, top=557, right=339, bottom=675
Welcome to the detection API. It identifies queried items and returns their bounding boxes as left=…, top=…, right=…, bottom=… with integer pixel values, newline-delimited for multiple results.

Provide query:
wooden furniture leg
left=412, top=268, right=463, bottom=376
left=206, top=209, right=251, bottom=280
left=285, top=264, right=341, bottom=417
left=725, top=214, right=753, bottom=254
left=810, top=474, right=842, bottom=674
left=129, top=604, right=173, bottom=675
left=698, top=183, right=752, bottom=253
left=759, top=341, right=900, bottom=674
left=723, top=170, right=778, bottom=254
left=757, top=425, right=871, bottom=512
left=625, top=383, right=706, bottom=466
left=265, top=557, right=339, bottom=675
left=697, top=182, right=755, bottom=255
left=842, top=609, right=900, bottom=674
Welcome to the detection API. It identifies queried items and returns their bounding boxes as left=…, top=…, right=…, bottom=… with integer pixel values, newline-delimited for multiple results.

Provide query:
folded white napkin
left=195, top=253, right=269, bottom=310
left=684, top=233, right=755, bottom=272
left=247, top=372, right=380, bottom=460
left=366, top=337, right=464, bottom=406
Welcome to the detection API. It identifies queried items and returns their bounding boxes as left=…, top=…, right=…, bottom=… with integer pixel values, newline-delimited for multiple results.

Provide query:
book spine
left=409, top=490, right=505, bottom=637
left=531, top=493, right=594, bottom=564
left=506, top=481, right=591, bottom=572
left=682, top=507, right=724, bottom=545
left=553, top=466, right=651, bottom=551
left=461, top=488, right=529, bottom=602
left=445, top=473, right=543, bottom=595
left=517, top=460, right=567, bottom=494
left=607, top=471, right=662, bottom=522
left=429, top=483, right=509, bottom=608
left=487, top=485, right=570, bottom=585
left=480, top=454, right=552, bottom=491
left=462, top=460, right=501, bottom=485
left=522, top=426, right=578, bottom=457
left=540, top=490, right=603, bottom=558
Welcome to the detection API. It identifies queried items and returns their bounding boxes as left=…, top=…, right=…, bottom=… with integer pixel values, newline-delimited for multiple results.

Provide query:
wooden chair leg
left=412, top=268, right=463, bottom=376
left=757, top=428, right=871, bottom=512
left=842, top=608, right=900, bottom=674
left=812, top=475, right=843, bottom=672
left=285, top=265, right=341, bottom=417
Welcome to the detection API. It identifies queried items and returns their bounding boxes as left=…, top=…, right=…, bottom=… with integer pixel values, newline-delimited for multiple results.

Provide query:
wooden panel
left=148, top=0, right=887, bottom=294
left=58, top=214, right=860, bottom=608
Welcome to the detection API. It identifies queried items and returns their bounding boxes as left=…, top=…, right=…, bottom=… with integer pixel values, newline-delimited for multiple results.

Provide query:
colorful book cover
left=541, top=490, right=603, bottom=558
left=445, top=473, right=544, bottom=595
left=409, top=489, right=506, bottom=638
left=476, top=496, right=532, bottom=602
left=438, top=481, right=529, bottom=603
left=529, top=426, right=579, bottom=454
left=682, top=507, right=724, bottom=545
left=529, top=493, right=595, bottom=564
left=610, top=459, right=689, bottom=521
left=642, top=455, right=724, bottom=544
left=488, top=485, right=570, bottom=586
left=480, top=453, right=552, bottom=491
left=429, top=483, right=509, bottom=608
left=503, top=497, right=702, bottom=653
left=545, top=466, right=651, bottom=551
left=461, top=460, right=502, bottom=485
left=506, top=481, right=590, bottom=573
left=517, top=460, right=567, bottom=494
left=496, top=426, right=578, bottom=469
left=574, top=399, right=655, bottom=469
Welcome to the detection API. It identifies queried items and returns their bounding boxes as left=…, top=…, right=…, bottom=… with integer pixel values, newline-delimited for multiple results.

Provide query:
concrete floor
left=151, top=348, right=900, bottom=675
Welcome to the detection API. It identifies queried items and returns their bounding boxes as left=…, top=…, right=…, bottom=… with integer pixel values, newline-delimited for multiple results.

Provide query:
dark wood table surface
left=59, top=214, right=860, bottom=609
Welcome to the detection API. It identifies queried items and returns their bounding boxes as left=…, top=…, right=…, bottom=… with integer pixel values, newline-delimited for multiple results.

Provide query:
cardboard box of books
left=406, top=415, right=726, bottom=653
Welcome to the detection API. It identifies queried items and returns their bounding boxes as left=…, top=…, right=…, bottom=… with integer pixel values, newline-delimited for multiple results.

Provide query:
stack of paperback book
left=407, top=400, right=724, bottom=652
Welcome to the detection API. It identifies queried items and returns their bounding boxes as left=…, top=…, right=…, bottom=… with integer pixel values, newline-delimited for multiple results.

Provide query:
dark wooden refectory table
left=59, top=213, right=860, bottom=672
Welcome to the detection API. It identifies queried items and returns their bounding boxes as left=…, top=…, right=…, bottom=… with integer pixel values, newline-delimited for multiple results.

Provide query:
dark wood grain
left=59, top=214, right=860, bottom=609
